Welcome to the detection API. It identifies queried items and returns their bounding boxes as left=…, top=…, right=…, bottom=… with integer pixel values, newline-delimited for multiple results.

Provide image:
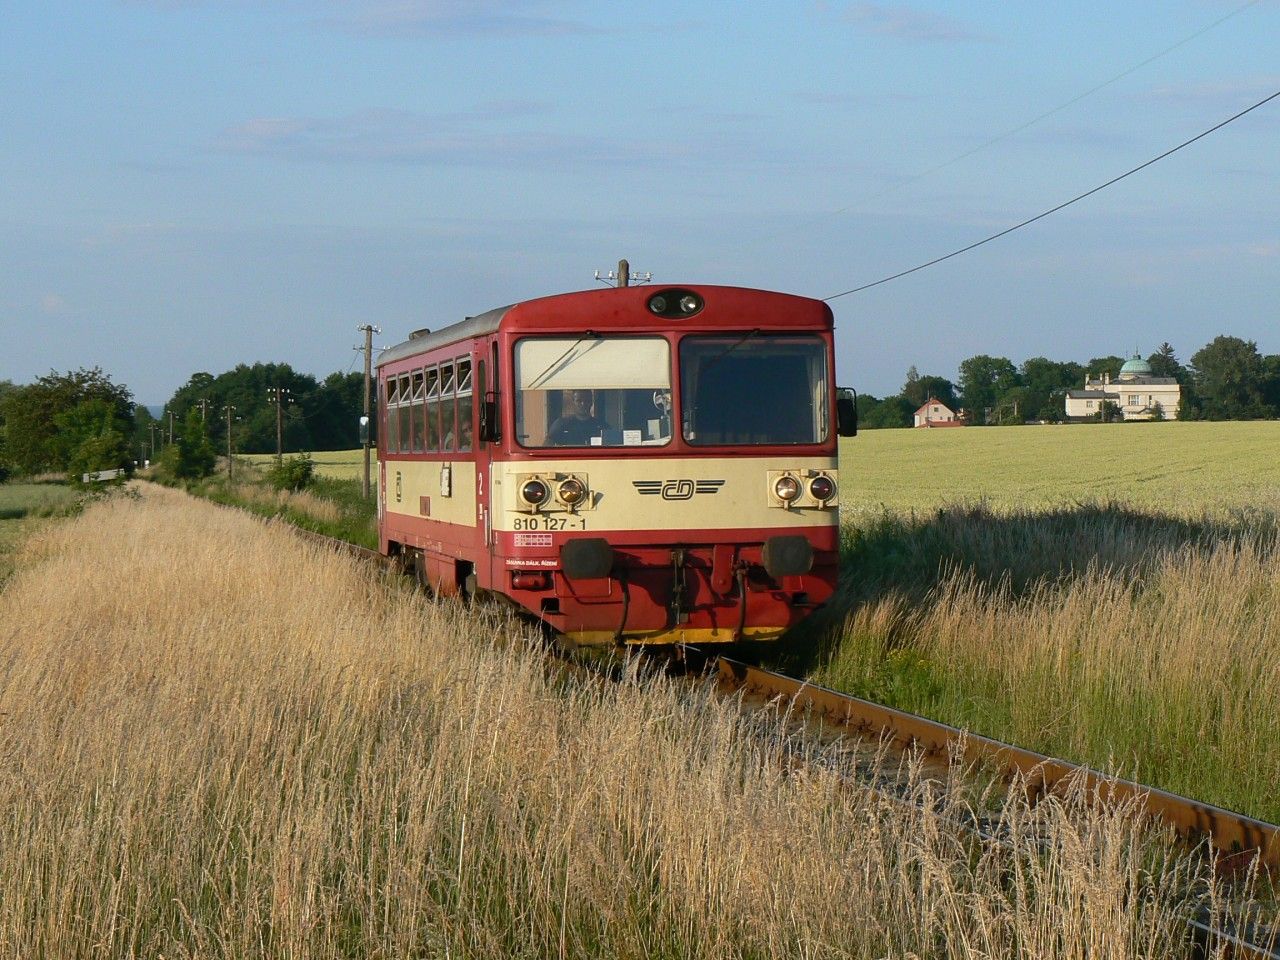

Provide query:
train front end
left=495, top=285, right=846, bottom=646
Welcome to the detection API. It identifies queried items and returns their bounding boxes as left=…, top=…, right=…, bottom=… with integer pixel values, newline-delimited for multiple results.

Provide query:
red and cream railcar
left=376, top=284, right=853, bottom=646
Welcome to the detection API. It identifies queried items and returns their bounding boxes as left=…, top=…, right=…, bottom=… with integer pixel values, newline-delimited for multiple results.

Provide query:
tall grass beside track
left=792, top=422, right=1280, bottom=822
left=0, top=487, right=1234, bottom=959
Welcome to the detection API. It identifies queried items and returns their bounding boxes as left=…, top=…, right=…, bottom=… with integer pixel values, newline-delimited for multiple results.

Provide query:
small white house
left=913, top=398, right=963, bottom=428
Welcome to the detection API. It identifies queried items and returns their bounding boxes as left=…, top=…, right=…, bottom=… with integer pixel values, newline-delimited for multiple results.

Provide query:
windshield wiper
left=526, top=331, right=601, bottom=390
left=699, top=329, right=760, bottom=375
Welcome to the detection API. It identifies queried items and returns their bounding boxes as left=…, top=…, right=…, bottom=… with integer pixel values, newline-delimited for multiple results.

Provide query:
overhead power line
left=833, top=0, right=1264, bottom=214
left=823, top=87, right=1280, bottom=302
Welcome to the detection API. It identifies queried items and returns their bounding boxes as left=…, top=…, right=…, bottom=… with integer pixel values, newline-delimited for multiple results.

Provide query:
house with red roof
left=913, top=397, right=964, bottom=428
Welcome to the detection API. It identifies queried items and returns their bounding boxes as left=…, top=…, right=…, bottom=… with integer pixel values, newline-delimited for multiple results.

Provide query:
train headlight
left=557, top=477, right=587, bottom=507
left=647, top=288, right=704, bottom=318
left=520, top=479, right=549, bottom=507
left=809, top=475, right=836, bottom=502
left=774, top=475, right=801, bottom=503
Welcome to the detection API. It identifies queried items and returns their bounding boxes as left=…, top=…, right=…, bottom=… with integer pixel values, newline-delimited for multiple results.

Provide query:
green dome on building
left=1118, top=354, right=1152, bottom=379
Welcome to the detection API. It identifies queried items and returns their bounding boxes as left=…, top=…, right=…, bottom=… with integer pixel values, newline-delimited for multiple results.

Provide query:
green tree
left=991, top=385, right=1036, bottom=425
left=134, top=405, right=157, bottom=462
left=53, top=399, right=131, bottom=484
left=901, top=366, right=923, bottom=408
left=1096, top=400, right=1121, bottom=423
left=901, top=368, right=958, bottom=411
left=0, top=379, right=14, bottom=472
left=1190, top=336, right=1273, bottom=420
left=1085, top=356, right=1125, bottom=382
left=308, top=371, right=366, bottom=450
left=0, top=368, right=134, bottom=474
left=1262, top=354, right=1280, bottom=413
left=1146, top=342, right=1185, bottom=381
left=165, top=363, right=323, bottom=454
left=958, top=355, right=1019, bottom=425
left=860, top=395, right=913, bottom=429
left=161, top=409, right=217, bottom=480
left=1019, top=357, right=1084, bottom=420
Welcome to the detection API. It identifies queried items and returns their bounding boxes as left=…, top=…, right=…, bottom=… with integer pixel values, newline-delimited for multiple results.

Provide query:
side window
left=409, top=370, right=425, bottom=453
left=386, top=375, right=402, bottom=453
left=424, top=365, right=441, bottom=452
left=440, top=361, right=457, bottom=452
left=456, top=356, right=473, bottom=453
left=397, top=375, right=412, bottom=455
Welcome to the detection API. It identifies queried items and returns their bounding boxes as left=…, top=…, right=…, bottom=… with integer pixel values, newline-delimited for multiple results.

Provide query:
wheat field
left=0, top=487, right=1236, bottom=958
left=842, top=420, right=1280, bottom=513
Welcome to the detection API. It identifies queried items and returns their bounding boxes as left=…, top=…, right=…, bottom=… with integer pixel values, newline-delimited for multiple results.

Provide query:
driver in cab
left=548, top=389, right=609, bottom=446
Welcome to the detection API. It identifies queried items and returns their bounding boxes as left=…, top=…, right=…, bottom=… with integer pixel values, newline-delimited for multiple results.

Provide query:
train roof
left=375, top=285, right=830, bottom=370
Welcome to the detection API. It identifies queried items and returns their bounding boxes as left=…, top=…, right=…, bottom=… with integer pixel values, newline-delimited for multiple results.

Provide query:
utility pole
left=168, top=410, right=176, bottom=445
left=593, top=260, right=650, bottom=287
left=148, top=422, right=160, bottom=458
left=357, top=324, right=381, bottom=499
left=223, top=405, right=236, bottom=480
left=266, top=387, right=292, bottom=464
left=198, top=397, right=209, bottom=422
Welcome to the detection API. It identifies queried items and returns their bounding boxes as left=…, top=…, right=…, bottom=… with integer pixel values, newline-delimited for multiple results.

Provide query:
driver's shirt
left=547, top=415, right=607, bottom=446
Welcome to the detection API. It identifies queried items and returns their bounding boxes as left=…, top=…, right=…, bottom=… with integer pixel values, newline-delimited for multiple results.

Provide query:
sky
left=2, top=1, right=1277, bottom=404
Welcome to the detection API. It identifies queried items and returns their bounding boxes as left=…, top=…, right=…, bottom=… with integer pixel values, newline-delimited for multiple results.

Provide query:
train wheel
left=412, top=551, right=435, bottom=597
left=459, top=563, right=477, bottom=605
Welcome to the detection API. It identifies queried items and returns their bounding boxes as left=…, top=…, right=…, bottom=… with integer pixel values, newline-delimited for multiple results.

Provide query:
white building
left=913, top=397, right=964, bottom=428
left=1064, top=355, right=1180, bottom=421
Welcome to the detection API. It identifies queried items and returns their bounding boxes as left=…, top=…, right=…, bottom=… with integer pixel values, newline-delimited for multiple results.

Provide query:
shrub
left=267, top=453, right=315, bottom=492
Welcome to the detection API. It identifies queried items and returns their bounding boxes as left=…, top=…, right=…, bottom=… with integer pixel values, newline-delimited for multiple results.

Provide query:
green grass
left=244, top=448, right=374, bottom=481
left=0, top=482, right=82, bottom=520
left=0, top=482, right=85, bottom=584
left=180, top=465, right=378, bottom=549
left=785, top=420, right=1280, bottom=821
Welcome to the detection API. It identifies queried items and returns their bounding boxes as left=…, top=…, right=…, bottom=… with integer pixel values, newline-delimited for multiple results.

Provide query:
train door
left=473, top=340, right=497, bottom=590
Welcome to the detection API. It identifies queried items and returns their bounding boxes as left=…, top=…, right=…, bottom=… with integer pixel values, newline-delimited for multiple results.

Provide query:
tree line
left=0, top=363, right=368, bottom=482
left=3, top=335, right=1277, bottom=480
left=857, top=335, right=1280, bottom=428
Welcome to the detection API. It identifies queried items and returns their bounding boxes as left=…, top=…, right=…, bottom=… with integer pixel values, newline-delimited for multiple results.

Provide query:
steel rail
left=711, top=657, right=1280, bottom=874
left=291, top=522, right=1280, bottom=874
left=708, top=656, right=1279, bottom=959
left=281, top=525, right=1279, bottom=957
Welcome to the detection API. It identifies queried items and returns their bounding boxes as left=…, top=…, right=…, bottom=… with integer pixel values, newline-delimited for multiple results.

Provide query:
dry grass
left=806, top=503, right=1280, bottom=821
left=0, top=487, right=1238, bottom=958
left=227, top=479, right=345, bottom=525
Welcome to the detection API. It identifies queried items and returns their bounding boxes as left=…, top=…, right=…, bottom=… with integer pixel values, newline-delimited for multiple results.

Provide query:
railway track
left=293, top=523, right=1279, bottom=959
left=699, top=655, right=1279, bottom=960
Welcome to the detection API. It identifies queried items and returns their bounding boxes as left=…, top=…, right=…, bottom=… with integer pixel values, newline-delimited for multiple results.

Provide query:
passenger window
left=456, top=357, right=473, bottom=453
left=409, top=370, right=425, bottom=453
left=397, top=375, right=412, bottom=455
left=424, top=366, right=441, bottom=452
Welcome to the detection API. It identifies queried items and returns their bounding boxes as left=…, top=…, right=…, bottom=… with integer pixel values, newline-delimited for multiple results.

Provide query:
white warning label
left=513, top=532, right=553, bottom=548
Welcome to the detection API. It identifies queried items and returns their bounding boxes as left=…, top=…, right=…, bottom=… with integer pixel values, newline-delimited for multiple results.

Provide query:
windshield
left=515, top=336, right=673, bottom=447
left=680, top=335, right=829, bottom=445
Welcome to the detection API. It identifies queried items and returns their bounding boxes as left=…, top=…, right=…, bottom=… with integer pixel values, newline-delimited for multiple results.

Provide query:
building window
left=1128, top=395, right=1139, bottom=406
